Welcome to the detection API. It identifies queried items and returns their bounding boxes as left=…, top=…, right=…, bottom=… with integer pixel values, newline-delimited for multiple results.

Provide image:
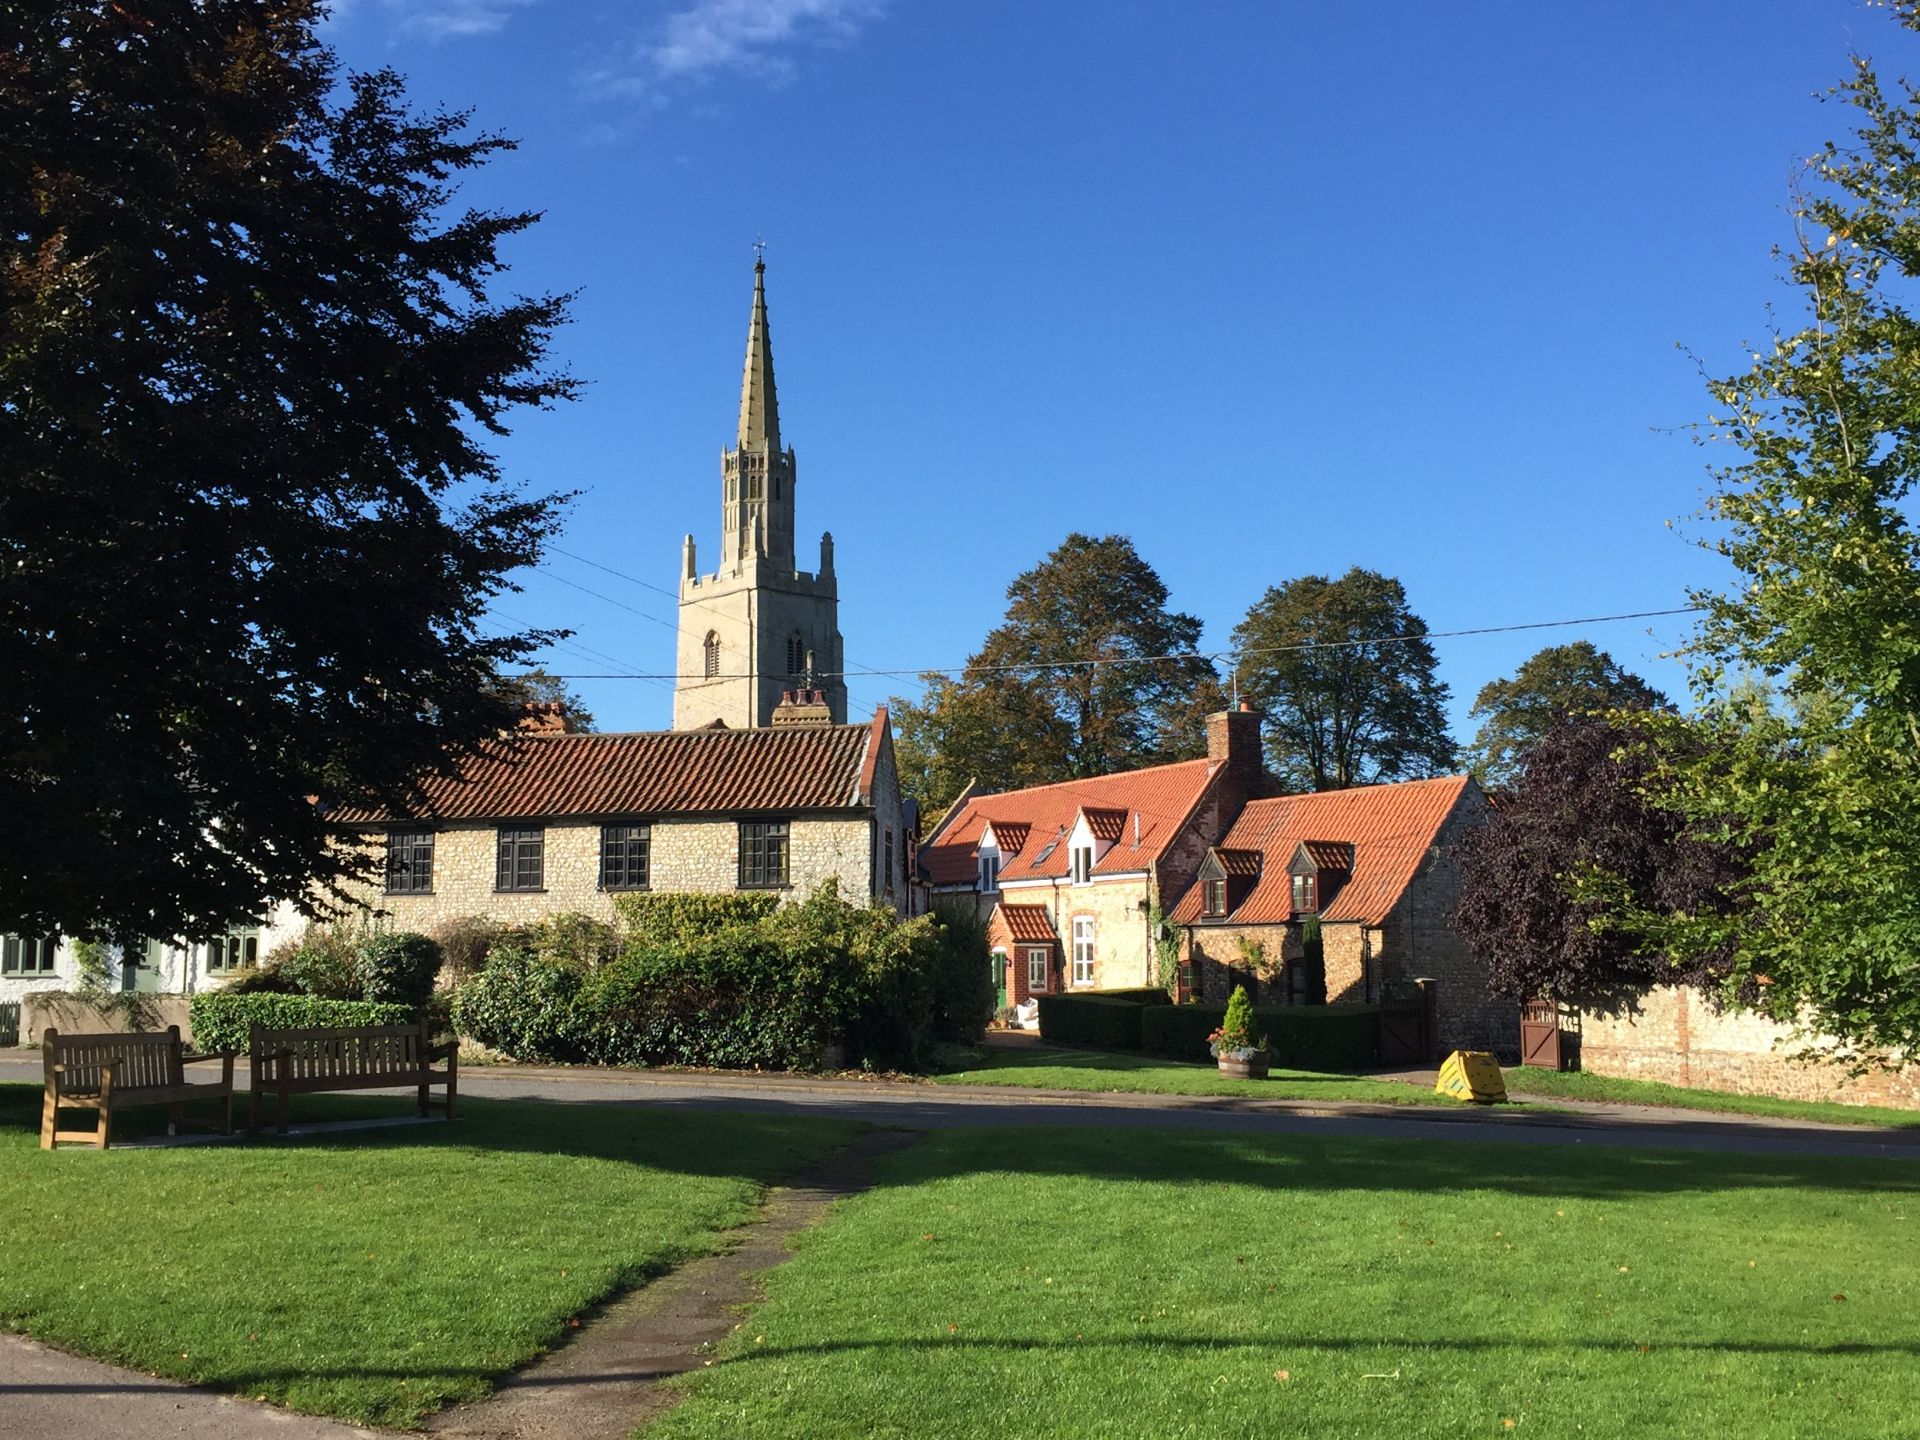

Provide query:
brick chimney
left=770, top=688, right=835, bottom=728
left=1206, top=703, right=1264, bottom=804
left=516, top=701, right=579, bottom=735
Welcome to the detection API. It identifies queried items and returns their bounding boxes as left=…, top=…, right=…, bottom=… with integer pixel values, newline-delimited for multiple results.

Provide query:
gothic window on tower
left=704, top=632, right=720, bottom=680
left=786, top=631, right=806, bottom=678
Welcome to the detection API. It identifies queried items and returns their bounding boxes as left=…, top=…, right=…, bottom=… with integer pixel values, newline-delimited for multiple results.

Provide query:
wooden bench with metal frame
left=40, top=1026, right=237, bottom=1151
left=248, top=1019, right=457, bottom=1133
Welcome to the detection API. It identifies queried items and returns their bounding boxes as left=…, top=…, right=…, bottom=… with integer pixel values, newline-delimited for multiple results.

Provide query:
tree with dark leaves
left=1, top=1, right=576, bottom=942
left=1451, top=719, right=1745, bottom=1003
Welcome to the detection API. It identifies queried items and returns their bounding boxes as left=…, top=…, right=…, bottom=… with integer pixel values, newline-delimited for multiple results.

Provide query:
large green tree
left=1632, top=5, right=1920, bottom=1056
left=891, top=534, right=1221, bottom=807
left=1463, top=641, right=1669, bottom=787
left=0, top=2, right=575, bottom=942
left=1231, top=568, right=1454, bottom=791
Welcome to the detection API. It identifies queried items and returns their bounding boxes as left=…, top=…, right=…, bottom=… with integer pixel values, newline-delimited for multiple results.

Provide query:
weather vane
left=753, top=235, right=767, bottom=265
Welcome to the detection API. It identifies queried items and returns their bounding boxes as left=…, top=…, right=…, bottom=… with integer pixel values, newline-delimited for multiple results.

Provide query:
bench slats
left=41, top=1027, right=235, bottom=1150
left=248, top=1020, right=456, bottom=1133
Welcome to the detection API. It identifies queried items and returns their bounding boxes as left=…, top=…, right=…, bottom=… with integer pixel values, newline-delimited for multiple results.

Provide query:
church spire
left=736, top=257, right=780, bottom=454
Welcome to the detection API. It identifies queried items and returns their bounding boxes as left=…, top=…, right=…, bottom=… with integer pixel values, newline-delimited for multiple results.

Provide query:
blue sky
left=323, top=0, right=1895, bottom=741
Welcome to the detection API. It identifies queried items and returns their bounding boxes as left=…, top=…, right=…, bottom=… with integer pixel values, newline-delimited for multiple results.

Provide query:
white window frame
left=1026, top=946, right=1049, bottom=993
left=978, top=852, right=999, bottom=891
left=1071, top=917, right=1095, bottom=987
left=1070, top=845, right=1094, bottom=885
left=204, top=930, right=260, bottom=976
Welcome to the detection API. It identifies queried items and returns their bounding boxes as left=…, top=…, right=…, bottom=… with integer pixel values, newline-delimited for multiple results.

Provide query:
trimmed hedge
left=1037, top=994, right=1152, bottom=1051
left=1141, top=1003, right=1381, bottom=1071
left=189, top=993, right=417, bottom=1054
left=1093, top=987, right=1174, bottom=1007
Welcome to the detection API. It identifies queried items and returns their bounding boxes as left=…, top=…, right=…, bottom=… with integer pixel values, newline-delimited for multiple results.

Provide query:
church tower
left=673, top=259, right=848, bottom=730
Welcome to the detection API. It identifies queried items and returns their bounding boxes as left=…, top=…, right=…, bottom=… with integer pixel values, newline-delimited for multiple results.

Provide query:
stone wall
left=22, top=993, right=194, bottom=1047
left=987, top=875, right=1157, bottom=994
left=1569, top=985, right=1920, bottom=1110
left=339, top=813, right=883, bottom=931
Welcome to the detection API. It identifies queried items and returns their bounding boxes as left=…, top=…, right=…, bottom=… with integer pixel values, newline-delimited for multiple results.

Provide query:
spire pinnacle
left=736, top=252, right=780, bottom=453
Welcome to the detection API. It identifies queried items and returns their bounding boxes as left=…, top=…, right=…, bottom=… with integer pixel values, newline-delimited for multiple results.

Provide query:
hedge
left=1037, top=994, right=1152, bottom=1051
left=189, top=993, right=417, bottom=1054
left=613, top=892, right=780, bottom=947
left=1141, top=1003, right=1380, bottom=1071
left=1091, top=987, right=1174, bottom=1007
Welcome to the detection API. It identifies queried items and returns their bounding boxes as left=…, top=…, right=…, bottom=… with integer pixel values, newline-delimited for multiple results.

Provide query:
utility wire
left=509, top=604, right=1703, bottom=684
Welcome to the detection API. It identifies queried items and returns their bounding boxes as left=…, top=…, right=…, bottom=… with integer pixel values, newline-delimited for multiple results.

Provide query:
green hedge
left=1141, top=1003, right=1380, bottom=1070
left=1093, top=987, right=1174, bottom=1007
left=1037, top=994, right=1153, bottom=1051
left=613, top=892, right=780, bottom=946
left=189, top=993, right=417, bottom=1054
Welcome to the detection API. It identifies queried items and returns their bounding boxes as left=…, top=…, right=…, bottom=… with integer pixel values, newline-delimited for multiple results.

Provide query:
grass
left=934, top=1046, right=1490, bottom=1107
left=1502, top=1066, right=1920, bottom=1129
left=0, top=1083, right=854, bottom=1428
left=646, top=1125, right=1920, bottom=1440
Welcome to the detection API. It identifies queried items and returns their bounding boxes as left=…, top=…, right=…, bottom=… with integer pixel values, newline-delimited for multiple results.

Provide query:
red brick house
left=919, top=709, right=1269, bottom=1012
left=1165, top=774, right=1506, bottom=1051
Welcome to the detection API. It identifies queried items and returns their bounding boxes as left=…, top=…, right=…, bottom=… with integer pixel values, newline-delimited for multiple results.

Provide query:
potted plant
left=1208, top=984, right=1269, bottom=1079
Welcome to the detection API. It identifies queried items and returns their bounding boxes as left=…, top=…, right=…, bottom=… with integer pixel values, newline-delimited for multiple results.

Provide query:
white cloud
left=385, top=0, right=536, bottom=41
left=592, top=0, right=885, bottom=102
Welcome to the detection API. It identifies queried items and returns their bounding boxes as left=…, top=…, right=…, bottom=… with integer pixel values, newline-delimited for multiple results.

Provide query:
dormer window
left=1070, top=845, right=1095, bottom=885
left=979, top=853, right=1000, bottom=891
left=1291, top=872, right=1317, bottom=914
left=1197, top=846, right=1259, bottom=921
left=1287, top=840, right=1350, bottom=917
left=1204, top=878, right=1228, bottom=917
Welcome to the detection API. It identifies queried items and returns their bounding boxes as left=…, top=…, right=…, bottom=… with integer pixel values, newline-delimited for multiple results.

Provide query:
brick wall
left=993, top=876, right=1156, bottom=992
left=1571, top=985, right=1920, bottom=1110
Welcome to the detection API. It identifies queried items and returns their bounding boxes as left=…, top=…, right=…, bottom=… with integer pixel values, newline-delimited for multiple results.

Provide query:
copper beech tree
left=0, top=2, right=575, bottom=941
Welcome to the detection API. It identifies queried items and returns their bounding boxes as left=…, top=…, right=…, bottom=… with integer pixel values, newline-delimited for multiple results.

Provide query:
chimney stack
left=1206, top=703, right=1264, bottom=801
left=770, top=688, right=835, bottom=728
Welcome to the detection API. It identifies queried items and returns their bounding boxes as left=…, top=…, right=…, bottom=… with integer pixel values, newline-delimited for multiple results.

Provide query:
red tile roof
left=984, top=820, right=1031, bottom=856
left=330, top=714, right=889, bottom=823
left=920, top=758, right=1215, bottom=886
left=1211, top=847, right=1262, bottom=878
left=1083, top=807, right=1128, bottom=843
left=1301, top=840, right=1356, bottom=872
left=1169, top=775, right=1477, bottom=927
left=990, top=903, right=1058, bottom=945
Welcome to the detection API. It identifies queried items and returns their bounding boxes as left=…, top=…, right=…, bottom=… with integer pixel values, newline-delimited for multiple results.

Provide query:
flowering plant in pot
left=1208, top=984, right=1269, bottom=1078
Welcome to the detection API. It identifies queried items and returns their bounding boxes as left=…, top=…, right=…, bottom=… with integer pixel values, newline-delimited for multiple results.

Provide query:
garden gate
left=1377, top=980, right=1435, bottom=1064
left=1520, top=999, right=1565, bottom=1070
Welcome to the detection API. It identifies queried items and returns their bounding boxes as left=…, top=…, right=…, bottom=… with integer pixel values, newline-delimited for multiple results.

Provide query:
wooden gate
left=1520, top=999, right=1563, bottom=1070
left=1378, top=983, right=1432, bottom=1064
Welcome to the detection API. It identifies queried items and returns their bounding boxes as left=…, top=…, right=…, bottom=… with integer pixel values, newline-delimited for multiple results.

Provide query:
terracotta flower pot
left=1217, top=1053, right=1270, bottom=1080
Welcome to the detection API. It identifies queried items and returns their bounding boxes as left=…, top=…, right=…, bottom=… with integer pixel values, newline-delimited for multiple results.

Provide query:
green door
left=992, top=950, right=1007, bottom=1013
left=120, top=938, right=165, bottom=994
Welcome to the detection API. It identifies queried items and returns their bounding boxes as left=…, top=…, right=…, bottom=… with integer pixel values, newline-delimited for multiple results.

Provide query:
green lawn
left=646, top=1126, right=1920, bottom=1440
left=1502, top=1066, right=1920, bottom=1129
left=935, top=1046, right=1486, bottom=1107
left=0, top=1083, right=854, bottom=1428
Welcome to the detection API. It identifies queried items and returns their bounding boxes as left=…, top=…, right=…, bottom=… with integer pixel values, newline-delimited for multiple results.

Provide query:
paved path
left=0, top=1333, right=372, bottom=1439
left=9, top=1052, right=1913, bottom=1160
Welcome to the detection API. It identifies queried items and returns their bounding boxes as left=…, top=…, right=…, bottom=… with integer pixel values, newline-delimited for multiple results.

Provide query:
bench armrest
left=427, top=1040, right=458, bottom=1062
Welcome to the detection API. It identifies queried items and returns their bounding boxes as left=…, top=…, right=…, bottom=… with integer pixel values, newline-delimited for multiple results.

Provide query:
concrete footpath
left=0, top=1332, right=373, bottom=1438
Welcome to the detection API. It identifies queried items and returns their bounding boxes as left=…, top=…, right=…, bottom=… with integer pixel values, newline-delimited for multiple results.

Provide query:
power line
left=509, top=604, right=1704, bottom=684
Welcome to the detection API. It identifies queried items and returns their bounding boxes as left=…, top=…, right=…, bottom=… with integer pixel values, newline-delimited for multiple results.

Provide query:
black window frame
left=385, top=830, right=435, bottom=895
left=738, top=819, right=792, bottom=890
left=495, top=826, right=546, bottom=893
left=600, top=821, right=652, bottom=892
left=1, top=934, right=58, bottom=976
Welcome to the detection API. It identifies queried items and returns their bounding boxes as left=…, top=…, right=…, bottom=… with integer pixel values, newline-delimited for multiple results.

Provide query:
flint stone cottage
left=1166, top=774, right=1505, bottom=1052
left=327, top=702, right=909, bottom=924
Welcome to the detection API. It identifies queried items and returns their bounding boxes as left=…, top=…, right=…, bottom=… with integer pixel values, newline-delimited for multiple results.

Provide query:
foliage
left=890, top=534, right=1223, bottom=804
left=519, top=911, right=621, bottom=974
left=1208, top=984, right=1265, bottom=1058
left=925, top=901, right=995, bottom=1045
left=69, top=939, right=112, bottom=1001
left=447, top=946, right=587, bottom=1063
left=1452, top=718, right=1747, bottom=1003
left=1036, top=994, right=1155, bottom=1050
left=1232, top=568, right=1455, bottom=790
left=0, top=1, right=575, bottom=943
left=1143, top=1002, right=1379, bottom=1069
left=461, top=883, right=972, bottom=1071
left=430, top=915, right=509, bottom=983
left=355, top=932, right=443, bottom=1008
left=188, top=994, right=414, bottom=1055
left=1148, top=903, right=1181, bottom=995
left=491, top=667, right=595, bottom=732
left=613, top=892, right=781, bottom=947
left=1463, top=642, right=1670, bottom=787
left=273, top=926, right=367, bottom=1000
left=1634, top=6, right=1920, bottom=1058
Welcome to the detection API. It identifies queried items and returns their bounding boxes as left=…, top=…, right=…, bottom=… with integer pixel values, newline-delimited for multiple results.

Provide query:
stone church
left=673, top=260, right=848, bottom=730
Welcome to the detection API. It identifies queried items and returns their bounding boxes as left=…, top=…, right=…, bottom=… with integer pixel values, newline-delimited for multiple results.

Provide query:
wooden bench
left=41, top=1026, right=236, bottom=1150
left=249, top=1020, right=457, bottom=1133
